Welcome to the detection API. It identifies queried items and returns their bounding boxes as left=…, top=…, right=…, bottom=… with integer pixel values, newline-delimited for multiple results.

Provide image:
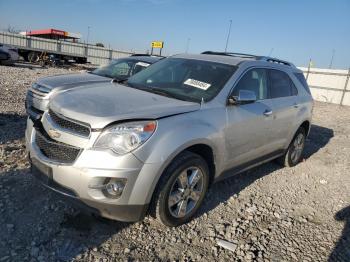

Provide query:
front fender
left=131, top=108, right=226, bottom=203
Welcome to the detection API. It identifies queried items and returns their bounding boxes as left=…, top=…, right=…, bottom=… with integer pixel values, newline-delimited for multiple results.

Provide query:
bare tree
left=7, top=25, right=21, bottom=34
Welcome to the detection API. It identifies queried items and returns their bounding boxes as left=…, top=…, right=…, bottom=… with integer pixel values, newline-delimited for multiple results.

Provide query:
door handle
left=263, top=110, right=273, bottom=116
left=293, top=103, right=299, bottom=108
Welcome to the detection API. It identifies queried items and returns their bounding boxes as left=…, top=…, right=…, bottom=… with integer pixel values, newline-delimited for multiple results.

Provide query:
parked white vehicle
left=0, top=44, right=19, bottom=65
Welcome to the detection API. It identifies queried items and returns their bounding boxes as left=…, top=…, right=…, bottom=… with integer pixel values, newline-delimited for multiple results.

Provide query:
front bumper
left=30, top=157, right=149, bottom=221
left=25, top=118, right=162, bottom=222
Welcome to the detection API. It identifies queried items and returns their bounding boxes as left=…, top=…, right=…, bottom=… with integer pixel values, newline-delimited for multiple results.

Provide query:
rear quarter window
left=294, top=73, right=311, bottom=94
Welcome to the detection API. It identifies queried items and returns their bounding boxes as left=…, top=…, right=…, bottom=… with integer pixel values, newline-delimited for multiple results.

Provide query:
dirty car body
left=26, top=52, right=313, bottom=225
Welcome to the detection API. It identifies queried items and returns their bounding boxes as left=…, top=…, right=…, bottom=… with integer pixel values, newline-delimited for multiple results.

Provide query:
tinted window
left=232, top=68, right=268, bottom=100
left=294, top=73, right=311, bottom=94
left=92, top=59, right=150, bottom=79
left=131, top=61, right=151, bottom=75
left=112, top=62, right=131, bottom=76
left=268, top=69, right=297, bottom=98
left=128, top=58, right=237, bottom=102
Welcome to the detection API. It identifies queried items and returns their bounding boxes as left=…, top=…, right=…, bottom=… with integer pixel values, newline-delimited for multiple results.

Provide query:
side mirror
left=228, top=90, right=257, bottom=105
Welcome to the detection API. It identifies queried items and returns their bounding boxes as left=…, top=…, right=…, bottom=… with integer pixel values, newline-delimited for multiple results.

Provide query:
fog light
left=106, top=181, right=124, bottom=197
left=103, top=179, right=126, bottom=199
left=88, top=178, right=126, bottom=199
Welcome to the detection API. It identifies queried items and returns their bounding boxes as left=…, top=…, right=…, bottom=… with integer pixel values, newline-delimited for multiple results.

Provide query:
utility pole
left=224, top=19, right=232, bottom=52
left=185, top=38, right=191, bottom=53
left=329, top=49, right=335, bottom=69
left=87, top=26, right=91, bottom=44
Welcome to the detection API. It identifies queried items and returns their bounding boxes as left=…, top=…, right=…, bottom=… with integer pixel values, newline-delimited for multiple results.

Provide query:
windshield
left=127, top=58, right=237, bottom=102
left=92, top=59, right=151, bottom=79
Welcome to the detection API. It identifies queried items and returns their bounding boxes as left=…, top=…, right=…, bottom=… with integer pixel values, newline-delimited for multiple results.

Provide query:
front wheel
left=277, top=127, right=306, bottom=167
left=151, top=151, right=209, bottom=227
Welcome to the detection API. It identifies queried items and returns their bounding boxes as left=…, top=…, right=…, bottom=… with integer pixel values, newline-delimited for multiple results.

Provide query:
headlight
left=93, top=121, right=157, bottom=155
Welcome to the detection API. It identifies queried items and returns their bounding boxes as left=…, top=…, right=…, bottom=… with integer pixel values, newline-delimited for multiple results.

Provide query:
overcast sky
left=0, top=0, right=349, bottom=69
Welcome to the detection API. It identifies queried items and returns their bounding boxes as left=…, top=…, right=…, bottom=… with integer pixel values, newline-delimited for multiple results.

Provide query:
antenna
left=224, top=20, right=232, bottom=52
left=268, top=48, right=274, bottom=56
left=201, top=97, right=204, bottom=107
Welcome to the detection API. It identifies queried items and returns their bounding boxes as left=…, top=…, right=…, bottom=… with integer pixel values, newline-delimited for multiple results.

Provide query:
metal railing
left=0, top=31, right=133, bottom=65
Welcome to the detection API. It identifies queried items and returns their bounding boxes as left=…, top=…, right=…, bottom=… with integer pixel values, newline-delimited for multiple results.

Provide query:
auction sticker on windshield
left=184, top=79, right=211, bottom=90
left=136, top=62, right=150, bottom=67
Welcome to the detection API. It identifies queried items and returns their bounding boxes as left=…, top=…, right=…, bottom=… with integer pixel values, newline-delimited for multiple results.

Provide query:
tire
left=150, top=151, right=210, bottom=227
left=28, top=52, right=39, bottom=63
left=277, top=127, right=306, bottom=167
left=22, top=52, right=30, bottom=62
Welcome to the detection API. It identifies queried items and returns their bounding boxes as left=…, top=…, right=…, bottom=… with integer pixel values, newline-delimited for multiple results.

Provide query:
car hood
left=49, top=83, right=200, bottom=129
left=37, top=73, right=110, bottom=92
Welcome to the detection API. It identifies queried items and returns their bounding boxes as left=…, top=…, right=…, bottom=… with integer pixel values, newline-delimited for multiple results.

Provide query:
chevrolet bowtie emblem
left=48, top=128, right=61, bottom=139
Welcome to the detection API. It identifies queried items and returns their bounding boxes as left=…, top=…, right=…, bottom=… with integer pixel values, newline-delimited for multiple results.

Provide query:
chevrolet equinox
left=26, top=51, right=313, bottom=226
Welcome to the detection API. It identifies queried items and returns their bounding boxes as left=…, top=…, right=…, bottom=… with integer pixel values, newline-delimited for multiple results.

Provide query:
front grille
left=35, top=129, right=81, bottom=164
left=49, top=109, right=90, bottom=137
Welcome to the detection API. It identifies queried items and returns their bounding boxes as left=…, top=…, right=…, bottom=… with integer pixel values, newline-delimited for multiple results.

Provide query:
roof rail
left=201, top=51, right=294, bottom=67
left=259, top=57, right=295, bottom=67
left=201, top=51, right=258, bottom=59
left=131, top=53, right=164, bottom=58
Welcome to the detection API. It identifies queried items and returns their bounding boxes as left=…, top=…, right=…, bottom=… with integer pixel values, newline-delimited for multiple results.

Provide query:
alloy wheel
left=168, top=167, right=204, bottom=218
left=291, top=133, right=305, bottom=163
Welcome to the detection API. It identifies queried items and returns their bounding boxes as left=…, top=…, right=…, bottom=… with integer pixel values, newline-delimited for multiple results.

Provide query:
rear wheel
left=277, top=127, right=306, bottom=167
left=151, top=151, right=209, bottom=227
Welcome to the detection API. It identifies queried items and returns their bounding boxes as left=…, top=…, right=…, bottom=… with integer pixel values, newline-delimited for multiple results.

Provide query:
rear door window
left=268, top=69, right=298, bottom=98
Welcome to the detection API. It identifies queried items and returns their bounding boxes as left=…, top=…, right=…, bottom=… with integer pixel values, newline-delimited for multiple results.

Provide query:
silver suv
left=26, top=51, right=313, bottom=226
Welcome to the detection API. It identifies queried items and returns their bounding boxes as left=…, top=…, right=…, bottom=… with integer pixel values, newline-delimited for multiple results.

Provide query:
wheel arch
left=300, top=120, right=311, bottom=136
left=183, top=144, right=216, bottom=185
left=145, top=140, right=217, bottom=205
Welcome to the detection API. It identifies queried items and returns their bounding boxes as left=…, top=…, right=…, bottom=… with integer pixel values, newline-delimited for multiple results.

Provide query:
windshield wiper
left=125, top=83, right=197, bottom=102
left=112, top=77, right=128, bottom=84
left=88, top=71, right=108, bottom=78
left=147, top=88, right=176, bottom=99
left=136, top=86, right=186, bottom=100
left=111, top=77, right=131, bottom=87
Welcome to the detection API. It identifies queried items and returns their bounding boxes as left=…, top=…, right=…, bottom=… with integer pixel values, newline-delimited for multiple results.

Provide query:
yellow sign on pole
left=151, top=41, right=164, bottom=49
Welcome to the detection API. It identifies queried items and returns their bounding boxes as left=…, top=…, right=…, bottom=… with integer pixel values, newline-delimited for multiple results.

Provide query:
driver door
left=224, top=68, right=276, bottom=170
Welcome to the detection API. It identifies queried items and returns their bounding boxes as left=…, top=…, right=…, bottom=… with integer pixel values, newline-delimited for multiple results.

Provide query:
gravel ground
left=0, top=64, right=349, bottom=261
